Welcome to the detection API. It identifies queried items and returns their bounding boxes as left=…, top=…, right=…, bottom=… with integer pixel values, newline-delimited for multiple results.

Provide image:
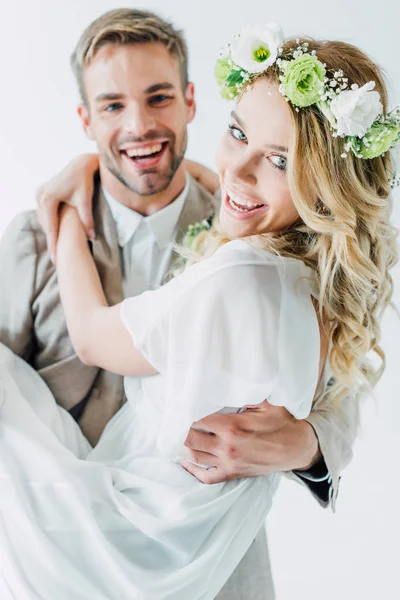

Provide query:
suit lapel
left=164, top=175, right=218, bottom=280
left=174, top=175, right=217, bottom=245
left=90, top=181, right=124, bottom=305
left=90, top=175, right=217, bottom=298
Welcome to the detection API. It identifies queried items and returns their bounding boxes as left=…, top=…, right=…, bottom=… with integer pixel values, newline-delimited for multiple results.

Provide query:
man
left=0, top=8, right=357, bottom=599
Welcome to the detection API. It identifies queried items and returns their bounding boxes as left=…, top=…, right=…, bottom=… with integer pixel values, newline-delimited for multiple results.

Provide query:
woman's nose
left=228, top=155, right=257, bottom=186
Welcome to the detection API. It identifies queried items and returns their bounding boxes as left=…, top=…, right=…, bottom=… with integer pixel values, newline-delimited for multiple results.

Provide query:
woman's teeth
left=228, top=194, right=264, bottom=212
left=125, top=143, right=163, bottom=158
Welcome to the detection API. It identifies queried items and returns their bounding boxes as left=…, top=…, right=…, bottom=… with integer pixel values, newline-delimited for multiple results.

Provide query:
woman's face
left=216, top=78, right=300, bottom=238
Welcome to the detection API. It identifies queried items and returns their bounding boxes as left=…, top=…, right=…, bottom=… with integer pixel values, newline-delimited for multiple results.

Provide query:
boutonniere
left=182, top=217, right=214, bottom=249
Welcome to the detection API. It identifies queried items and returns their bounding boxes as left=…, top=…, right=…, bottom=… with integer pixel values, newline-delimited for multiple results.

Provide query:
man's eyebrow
left=95, top=84, right=175, bottom=103
left=230, top=110, right=288, bottom=153
left=145, top=82, right=175, bottom=94
left=95, top=93, right=125, bottom=103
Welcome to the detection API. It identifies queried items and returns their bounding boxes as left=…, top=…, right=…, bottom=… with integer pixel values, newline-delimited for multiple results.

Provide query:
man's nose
left=123, top=105, right=157, bottom=137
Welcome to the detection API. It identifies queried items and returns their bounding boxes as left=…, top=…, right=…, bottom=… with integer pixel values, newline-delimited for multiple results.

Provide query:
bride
left=0, top=25, right=398, bottom=600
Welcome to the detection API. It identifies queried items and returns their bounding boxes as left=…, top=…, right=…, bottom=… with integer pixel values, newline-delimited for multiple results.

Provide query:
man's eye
left=228, top=124, right=247, bottom=142
left=269, top=155, right=287, bottom=171
left=149, top=94, right=173, bottom=104
left=105, top=103, right=122, bottom=112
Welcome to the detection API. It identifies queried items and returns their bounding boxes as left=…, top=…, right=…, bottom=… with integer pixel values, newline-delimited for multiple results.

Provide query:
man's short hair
left=71, top=8, right=189, bottom=103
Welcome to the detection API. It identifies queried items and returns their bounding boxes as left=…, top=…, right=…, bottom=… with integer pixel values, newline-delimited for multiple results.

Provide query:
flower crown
left=215, top=24, right=400, bottom=184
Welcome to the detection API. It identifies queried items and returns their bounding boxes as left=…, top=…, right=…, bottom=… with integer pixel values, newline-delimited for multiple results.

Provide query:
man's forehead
left=84, top=42, right=181, bottom=92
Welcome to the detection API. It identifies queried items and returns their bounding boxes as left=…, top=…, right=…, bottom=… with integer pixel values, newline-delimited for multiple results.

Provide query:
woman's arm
left=183, top=160, right=219, bottom=195
left=37, top=155, right=218, bottom=262
left=56, top=206, right=156, bottom=377
left=36, top=154, right=100, bottom=262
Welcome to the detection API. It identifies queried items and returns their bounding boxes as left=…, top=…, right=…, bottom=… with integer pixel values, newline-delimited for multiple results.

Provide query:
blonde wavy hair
left=183, top=39, right=398, bottom=407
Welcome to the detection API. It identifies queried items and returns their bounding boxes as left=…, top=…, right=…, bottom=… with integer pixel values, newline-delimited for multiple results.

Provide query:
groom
left=0, top=8, right=357, bottom=599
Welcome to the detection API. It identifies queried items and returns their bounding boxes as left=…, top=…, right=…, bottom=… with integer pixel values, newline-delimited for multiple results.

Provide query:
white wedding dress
left=0, top=240, right=321, bottom=600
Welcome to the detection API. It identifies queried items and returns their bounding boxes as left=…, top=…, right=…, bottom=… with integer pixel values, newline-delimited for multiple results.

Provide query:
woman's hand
left=36, top=153, right=99, bottom=262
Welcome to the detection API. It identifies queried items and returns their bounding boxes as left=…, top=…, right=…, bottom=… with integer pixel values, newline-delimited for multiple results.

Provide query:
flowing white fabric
left=0, top=240, right=320, bottom=600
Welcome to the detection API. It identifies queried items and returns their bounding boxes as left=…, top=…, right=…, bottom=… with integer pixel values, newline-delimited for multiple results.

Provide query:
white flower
left=231, top=23, right=284, bottom=74
left=329, top=81, right=383, bottom=137
left=317, top=100, right=337, bottom=129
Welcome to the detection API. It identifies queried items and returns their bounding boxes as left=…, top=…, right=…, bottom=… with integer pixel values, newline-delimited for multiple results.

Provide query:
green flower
left=351, top=121, right=400, bottom=159
left=214, top=56, right=244, bottom=100
left=182, top=219, right=212, bottom=249
left=281, top=54, right=326, bottom=108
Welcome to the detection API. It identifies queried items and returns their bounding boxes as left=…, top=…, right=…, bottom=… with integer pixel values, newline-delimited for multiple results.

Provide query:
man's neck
left=99, top=164, right=187, bottom=216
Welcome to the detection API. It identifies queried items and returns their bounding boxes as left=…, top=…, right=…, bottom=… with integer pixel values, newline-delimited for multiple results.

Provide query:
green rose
left=215, top=56, right=243, bottom=100
left=282, top=54, right=326, bottom=108
left=352, top=121, right=400, bottom=159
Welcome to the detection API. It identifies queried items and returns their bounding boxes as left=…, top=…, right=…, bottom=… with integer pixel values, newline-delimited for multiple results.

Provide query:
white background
left=1, top=1, right=399, bottom=598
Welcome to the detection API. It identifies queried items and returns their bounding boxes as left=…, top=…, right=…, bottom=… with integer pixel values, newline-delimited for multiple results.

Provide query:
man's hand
left=181, top=400, right=321, bottom=484
left=36, top=154, right=99, bottom=262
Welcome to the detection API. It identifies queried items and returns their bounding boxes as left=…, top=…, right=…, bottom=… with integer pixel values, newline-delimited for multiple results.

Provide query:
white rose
left=330, top=81, right=383, bottom=137
left=231, top=23, right=284, bottom=74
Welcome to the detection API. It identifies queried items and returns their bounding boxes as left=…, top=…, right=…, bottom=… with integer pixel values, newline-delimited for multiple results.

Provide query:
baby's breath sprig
left=215, top=23, right=400, bottom=174
left=182, top=219, right=212, bottom=250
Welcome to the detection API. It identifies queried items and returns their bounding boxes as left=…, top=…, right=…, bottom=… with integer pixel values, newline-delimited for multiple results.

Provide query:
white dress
left=0, top=240, right=321, bottom=600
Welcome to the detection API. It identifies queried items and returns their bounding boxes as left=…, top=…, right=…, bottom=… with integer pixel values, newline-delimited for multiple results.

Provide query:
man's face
left=79, top=42, right=195, bottom=196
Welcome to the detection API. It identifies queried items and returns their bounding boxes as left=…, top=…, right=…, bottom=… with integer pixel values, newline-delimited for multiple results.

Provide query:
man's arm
left=182, top=392, right=358, bottom=510
left=295, top=386, right=359, bottom=508
left=0, top=212, right=40, bottom=359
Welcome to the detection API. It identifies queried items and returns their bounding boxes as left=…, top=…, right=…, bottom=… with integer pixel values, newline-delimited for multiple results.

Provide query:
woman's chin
left=219, top=216, right=263, bottom=240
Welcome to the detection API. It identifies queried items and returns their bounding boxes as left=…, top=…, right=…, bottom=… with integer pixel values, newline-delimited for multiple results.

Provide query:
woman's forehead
left=236, top=79, right=292, bottom=144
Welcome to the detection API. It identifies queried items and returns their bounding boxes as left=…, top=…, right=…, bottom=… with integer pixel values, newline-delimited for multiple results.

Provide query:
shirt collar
left=102, top=172, right=190, bottom=249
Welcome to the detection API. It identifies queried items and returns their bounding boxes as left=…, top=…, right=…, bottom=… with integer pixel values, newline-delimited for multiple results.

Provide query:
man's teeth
left=125, top=143, right=163, bottom=158
left=228, top=194, right=264, bottom=212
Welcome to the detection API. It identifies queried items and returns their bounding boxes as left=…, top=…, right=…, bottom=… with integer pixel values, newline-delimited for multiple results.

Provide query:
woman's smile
left=222, top=188, right=269, bottom=220
left=216, top=79, right=298, bottom=238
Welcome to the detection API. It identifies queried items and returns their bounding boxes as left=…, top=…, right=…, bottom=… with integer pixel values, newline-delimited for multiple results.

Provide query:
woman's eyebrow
left=231, top=110, right=245, bottom=128
left=265, top=143, right=288, bottom=153
left=231, top=111, right=288, bottom=152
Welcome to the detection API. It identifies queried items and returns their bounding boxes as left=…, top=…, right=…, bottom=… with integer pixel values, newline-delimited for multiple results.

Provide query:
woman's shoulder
left=175, top=240, right=313, bottom=307
left=204, top=240, right=311, bottom=283
left=211, top=239, right=307, bottom=266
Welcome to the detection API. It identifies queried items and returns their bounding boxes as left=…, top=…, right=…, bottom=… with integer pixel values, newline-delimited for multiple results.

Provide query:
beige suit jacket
left=0, top=174, right=358, bottom=599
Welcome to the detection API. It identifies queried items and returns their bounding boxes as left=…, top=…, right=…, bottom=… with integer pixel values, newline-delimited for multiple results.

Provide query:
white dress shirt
left=103, top=173, right=189, bottom=297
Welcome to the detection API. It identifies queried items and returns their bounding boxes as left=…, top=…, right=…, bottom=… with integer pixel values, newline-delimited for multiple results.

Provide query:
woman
left=0, top=26, right=398, bottom=599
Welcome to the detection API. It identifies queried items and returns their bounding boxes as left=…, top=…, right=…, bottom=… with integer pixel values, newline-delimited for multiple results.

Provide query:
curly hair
left=183, top=39, right=398, bottom=407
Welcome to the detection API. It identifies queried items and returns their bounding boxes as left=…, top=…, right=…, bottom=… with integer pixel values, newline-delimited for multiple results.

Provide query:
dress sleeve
left=120, top=254, right=320, bottom=459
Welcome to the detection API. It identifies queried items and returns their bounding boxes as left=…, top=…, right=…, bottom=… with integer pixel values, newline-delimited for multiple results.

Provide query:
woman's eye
left=269, top=155, right=287, bottom=171
left=228, top=125, right=247, bottom=142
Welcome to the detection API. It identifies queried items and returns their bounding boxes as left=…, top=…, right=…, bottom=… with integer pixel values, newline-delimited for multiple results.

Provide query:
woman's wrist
left=56, top=206, right=86, bottom=260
